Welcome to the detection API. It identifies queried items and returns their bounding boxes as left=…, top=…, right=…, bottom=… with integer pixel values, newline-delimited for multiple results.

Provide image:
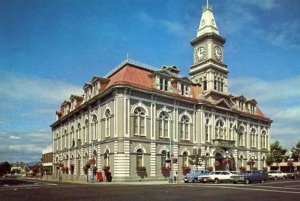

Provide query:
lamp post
left=168, top=137, right=173, bottom=183
left=288, top=152, right=294, bottom=172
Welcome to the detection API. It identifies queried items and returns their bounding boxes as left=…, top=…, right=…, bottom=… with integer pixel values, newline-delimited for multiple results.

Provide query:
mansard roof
left=53, top=59, right=270, bottom=125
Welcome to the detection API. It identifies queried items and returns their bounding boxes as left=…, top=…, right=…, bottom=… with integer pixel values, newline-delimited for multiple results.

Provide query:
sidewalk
left=32, top=177, right=182, bottom=185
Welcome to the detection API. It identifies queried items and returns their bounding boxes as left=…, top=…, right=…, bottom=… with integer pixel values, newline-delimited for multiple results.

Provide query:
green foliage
left=0, top=161, right=12, bottom=176
left=291, top=140, right=300, bottom=161
left=270, top=141, right=287, bottom=163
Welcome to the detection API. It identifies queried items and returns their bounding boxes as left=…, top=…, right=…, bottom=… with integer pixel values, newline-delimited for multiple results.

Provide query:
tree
left=291, top=141, right=300, bottom=162
left=270, top=141, right=287, bottom=163
left=0, top=161, right=12, bottom=176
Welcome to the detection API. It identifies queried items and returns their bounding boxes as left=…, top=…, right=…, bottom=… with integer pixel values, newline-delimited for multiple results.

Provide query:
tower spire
left=198, top=0, right=219, bottom=36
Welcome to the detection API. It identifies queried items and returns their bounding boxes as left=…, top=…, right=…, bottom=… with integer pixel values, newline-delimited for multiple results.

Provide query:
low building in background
left=42, top=146, right=53, bottom=176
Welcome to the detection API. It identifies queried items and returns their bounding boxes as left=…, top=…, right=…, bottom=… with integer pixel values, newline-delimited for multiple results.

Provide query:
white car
left=198, top=171, right=239, bottom=183
left=268, top=170, right=288, bottom=180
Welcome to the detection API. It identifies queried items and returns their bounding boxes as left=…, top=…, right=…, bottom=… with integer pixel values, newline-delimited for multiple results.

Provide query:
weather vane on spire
left=202, top=0, right=212, bottom=11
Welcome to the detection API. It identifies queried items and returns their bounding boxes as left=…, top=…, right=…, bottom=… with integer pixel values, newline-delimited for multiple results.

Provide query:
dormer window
left=238, top=101, right=244, bottom=111
left=181, top=84, right=189, bottom=96
left=160, top=78, right=168, bottom=91
left=250, top=105, right=255, bottom=114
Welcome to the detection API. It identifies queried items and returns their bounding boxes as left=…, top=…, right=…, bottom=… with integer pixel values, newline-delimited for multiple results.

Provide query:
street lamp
left=288, top=152, right=294, bottom=172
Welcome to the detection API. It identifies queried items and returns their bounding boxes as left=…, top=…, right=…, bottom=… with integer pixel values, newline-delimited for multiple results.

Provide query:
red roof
left=106, top=64, right=153, bottom=89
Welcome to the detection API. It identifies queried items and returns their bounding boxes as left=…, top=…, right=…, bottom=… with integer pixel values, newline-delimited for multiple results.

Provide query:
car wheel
left=283, top=176, right=286, bottom=180
left=261, top=180, right=265, bottom=183
left=214, top=178, right=219, bottom=184
left=294, top=176, right=297, bottom=179
left=274, top=176, right=277, bottom=180
left=193, top=178, right=198, bottom=183
left=232, top=181, right=237, bottom=184
left=245, top=179, right=250, bottom=184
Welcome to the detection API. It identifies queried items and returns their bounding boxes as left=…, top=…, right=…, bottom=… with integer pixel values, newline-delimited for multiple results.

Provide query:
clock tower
left=190, top=2, right=228, bottom=94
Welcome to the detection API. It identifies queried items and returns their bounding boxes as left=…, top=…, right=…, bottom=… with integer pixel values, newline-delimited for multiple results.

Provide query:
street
left=0, top=178, right=300, bottom=201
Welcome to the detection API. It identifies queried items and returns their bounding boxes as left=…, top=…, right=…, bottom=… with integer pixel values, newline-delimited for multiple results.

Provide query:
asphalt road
left=1, top=178, right=300, bottom=201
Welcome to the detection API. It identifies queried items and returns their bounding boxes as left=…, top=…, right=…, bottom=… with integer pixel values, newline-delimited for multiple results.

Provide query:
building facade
left=51, top=4, right=272, bottom=182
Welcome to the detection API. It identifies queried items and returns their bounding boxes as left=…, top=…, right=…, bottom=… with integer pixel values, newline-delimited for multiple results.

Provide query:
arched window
left=91, top=115, right=97, bottom=141
left=261, top=131, right=266, bottom=148
left=158, top=111, right=169, bottom=138
left=62, top=130, right=67, bottom=149
left=104, top=150, right=109, bottom=166
left=133, top=107, right=146, bottom=136
left=77, top=123, right=81, bottom=146
left=136, top=148, right=144, bottom=168
left=93, top=150, right=98, bottom=167
left=161, top=150, right=167, bottom=167
left=64, top=129, right=67, bottom=149
left=71, top=126, right=75, bottom=147
left=238, top=126, right=244, bottom=146
left=250, top=128, right=256, bottom=147
left=228, top=123, right=233, bottom=141
left=105, top=110, right=111, bottom=138
left=215, top=119, right=225, bottom=139
left=179, top=115, right=190, bottom=140
left=84, top=120, right=89, bottom=143
left=183, top=151, right=189, bottom=167
left=205, top=118, right=210, bottom=142
left=56, top=133, right=59, bottom=151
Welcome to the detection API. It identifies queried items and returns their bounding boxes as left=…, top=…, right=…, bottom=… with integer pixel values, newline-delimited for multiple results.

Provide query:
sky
left=0, top=0, right=299, bottom=162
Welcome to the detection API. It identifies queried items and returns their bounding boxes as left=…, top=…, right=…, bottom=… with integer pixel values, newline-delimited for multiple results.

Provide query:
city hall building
left=51, top=4, right=272, bottom=182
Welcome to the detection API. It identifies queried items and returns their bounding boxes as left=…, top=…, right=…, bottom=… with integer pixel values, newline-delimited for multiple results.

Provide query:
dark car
left=230, top=170, right=268, bottom=184
left=287, top=171, right=300, bottom=179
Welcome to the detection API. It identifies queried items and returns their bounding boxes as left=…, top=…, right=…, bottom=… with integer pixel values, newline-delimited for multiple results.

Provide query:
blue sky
left=0, top=0, right=299, bottom=162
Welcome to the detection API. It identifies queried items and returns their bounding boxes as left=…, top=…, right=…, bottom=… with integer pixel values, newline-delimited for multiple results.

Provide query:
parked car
left=287, top=171, right=300, bottom=179
left=268, top=170, right=288, bottom=180
left=198, top=171, right=239, bottom=183
left=184, top=169, right=210, bottom=183
left=230, top=170, right=268, bottom=184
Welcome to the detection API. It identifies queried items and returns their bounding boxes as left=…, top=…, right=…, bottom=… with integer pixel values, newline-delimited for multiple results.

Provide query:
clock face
left=196, top=47, right=205, bottom=61
left=214, top=46, right=222, bottom=60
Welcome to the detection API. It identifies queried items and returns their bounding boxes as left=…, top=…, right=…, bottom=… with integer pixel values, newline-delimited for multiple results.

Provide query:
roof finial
left=207, top=0, right=209, bottom=9
left=127, top=52, right=129, bottom=59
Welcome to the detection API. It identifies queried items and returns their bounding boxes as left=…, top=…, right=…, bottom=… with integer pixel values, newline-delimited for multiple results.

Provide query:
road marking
left=189, top=185, right=300, bottom=194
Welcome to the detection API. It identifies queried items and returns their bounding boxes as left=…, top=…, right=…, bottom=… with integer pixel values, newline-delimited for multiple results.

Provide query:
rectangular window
left=179, top=123, right=183, bottom=139
left=205, top=125, right=208, bottom=141
left=159, top=121, right=163, bottom=138
left=137, top=155, right=143, bottom=167
left=203, top=81, right=207, bottom=90
left=185, top=125, right=189, bottom=140
left=164, top=120, right=168, bottom=138
left=134, top=116, right=139, bottom=135
left=160, top=78, right=168, bottom=91
left=140, top=117, right=145, bottom=136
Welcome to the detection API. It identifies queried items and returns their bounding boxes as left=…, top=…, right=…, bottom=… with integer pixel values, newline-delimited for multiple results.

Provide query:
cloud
left=0, top=129, right=51, bottom=162
left=238, top=0, right=276, bottom=10
left=0, top=71, right=82, bottom=104
left=9, top=135, right=21, bottom=140
left=230, top=75, right=300, bottom=148
left=137, top=12, right=189, bottom=37
left=230, top=76, right=300, bottom=103
left=267, top=21, right=300, bottom=48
